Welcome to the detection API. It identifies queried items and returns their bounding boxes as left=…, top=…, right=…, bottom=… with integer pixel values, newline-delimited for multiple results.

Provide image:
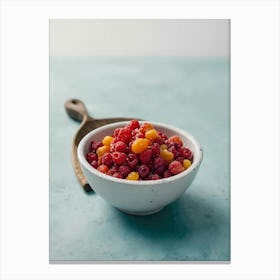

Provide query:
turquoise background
left=49, top=57, right=230, bottom=261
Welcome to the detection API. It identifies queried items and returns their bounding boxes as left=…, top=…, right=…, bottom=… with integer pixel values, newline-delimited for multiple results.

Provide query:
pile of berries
left=86, top=120, right=193, bottom=181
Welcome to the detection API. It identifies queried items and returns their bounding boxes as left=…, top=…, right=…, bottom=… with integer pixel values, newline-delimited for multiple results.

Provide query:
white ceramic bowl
left=77, top=121, right=203, bottom=215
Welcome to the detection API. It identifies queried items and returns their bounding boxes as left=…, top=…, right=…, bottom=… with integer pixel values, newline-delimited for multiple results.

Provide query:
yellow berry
left=145, top=129, right=158, bottom=141
left=126, top=171, right=139, bottom=180
left=160, top=149, right=174, bottom=163
left=183, top=159, right=192, bottom=169
left=131, top=138, right=149, bottom=154
left=96, top=145, right=110, bottom=158
left=160, top=144, right=168, bottom=150
left=102, top=136, right=114, bottom=146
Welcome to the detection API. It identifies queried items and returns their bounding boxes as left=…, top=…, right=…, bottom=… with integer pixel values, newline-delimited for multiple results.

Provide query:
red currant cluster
left=86, top=120, right=193, bottom=181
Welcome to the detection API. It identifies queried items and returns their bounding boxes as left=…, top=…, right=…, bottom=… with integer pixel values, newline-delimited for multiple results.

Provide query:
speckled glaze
left=78, top=121, right=203, bottom=215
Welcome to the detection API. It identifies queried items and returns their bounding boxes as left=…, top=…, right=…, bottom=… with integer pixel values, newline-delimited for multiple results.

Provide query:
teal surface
left=49, top=57, right=230, bottom=261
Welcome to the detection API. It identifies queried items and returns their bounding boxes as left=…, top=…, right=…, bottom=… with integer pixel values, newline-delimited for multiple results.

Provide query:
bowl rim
left=77, top=121, right=203, bottom=186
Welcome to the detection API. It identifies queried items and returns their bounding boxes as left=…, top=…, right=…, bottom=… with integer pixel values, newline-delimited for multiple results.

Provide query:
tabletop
left=49, top=56, right=230, bottom=262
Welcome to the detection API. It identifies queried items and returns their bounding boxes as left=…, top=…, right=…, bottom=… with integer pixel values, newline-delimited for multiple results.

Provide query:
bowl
left=77, top=121, right=203, bottom=215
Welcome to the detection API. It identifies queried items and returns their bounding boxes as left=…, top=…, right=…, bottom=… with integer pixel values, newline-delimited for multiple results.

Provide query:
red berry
left=176, top=156, right=185, bottom=163
left=136, top=132, right=145, bottom=139
left=153, top=157, right=165, bottom=170
left=127, top=119, right=140, bottom=130
left=126, top=153, right=139, bottom=168
left=179, top=147, right=193, bottom=160
left=86, top=152, right=98, bottom=163
left=101, top=153, right=113, bottom=167
left=112, top=152, right=126, bottom=165
left=168, top=135, right=183, bottom=148
left=151, top=143, right=160, bottom=157
left=119, top=165, right=131, bottom=177
left=168, top=160, right=184, bottom=175
left=114, top=141, right=128, bottom=153
left=139, top=149, right=153, bottom=164
left=155, top=165, right=165, bottom=176
left=158, top=132, right=168, bottom=141
left=150, top=174, right=161, bottom=180
left=112, top=171, right=123, bottom=179
left=91, top=140, right=103, bottom=152
left=90, top=160, right=98, bottom=169
left=107, top=166, right=119, bottom=175
left=153, top=136, right=164, bottom=145
left=138, top=164, right=150, bottom=178
left=97, top=164, right=109, bottom=174
left=113, top=127, right=121, bottom=137
left=163, top=170, right=172, bottom=178
left=117, top=127, right=132, bottom=143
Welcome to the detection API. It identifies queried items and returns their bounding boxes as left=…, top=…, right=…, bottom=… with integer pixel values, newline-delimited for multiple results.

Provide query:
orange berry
left=131, top=138, right=149, bottom=154
left=160, top=149, right=174, bottom=163
left=139, top=122, right=154, bottom=133
left=96, top=145, right=110, bottom=158
left=97, top=164, right=109, bottom=174
left=145, top=129, right=158, bottom=141
left=102, top=136, right=114, bottom=146
left=126, top=171, right=139, bottom=180
left=183, top=159, right=192, bottom=169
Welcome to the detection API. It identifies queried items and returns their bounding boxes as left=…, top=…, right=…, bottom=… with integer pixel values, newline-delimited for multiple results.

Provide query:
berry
left=136, top=132, right=145, bottom=138
left=153, top=136, right=164, bottom=145
left=97, top=164, right=109, bottom=174
left=127, top=119, right=140, bottom=130
left=117, top=127, right=132, bottom=143
left=101, top=153, right=113, bottom=167
left=90, top=160, right=98, bottom=168
left=145, top=129, right=158, bottom=141
left=183, top=159, right=192, bottom=169
left=126, top=172, right=139, bottom=180
left=151, top=143, right=160, bottom=157
left=150, top=174, right=161, bottom=180
left=160, top=144, right=168, bottom=150
left=168, top=145, right=179, bottom=158
left=139, top=122, right=154, bottom=133
left=176, top=156, right=185, bottom=163
left=112, top=171, right=123, bottom=179
left=138, top=164, right=150, bottom=178
left=158, top=131, right=168, bottom=141
left=96, top=145, right=110, bottom=158
left=107, top=166, right=119, bottom=175
left=163, top=170, right=172, bottom=178
left=160, top=149, right=174, bottom=163
left=119, top=165, right=131, bottom=177
left=131, top=138, right=149, bottom=154
left=91, top=140, right=103, bottom=152
left=113, top=128, right=121, bottom=137
left=126, top=153, right=139, bottom=168
left=88, top=120, right=194, bottom=181
left=168, top=160, right=184, bottom=175
left=86, top=152, right=98, bottom=163
left=139, top=149, right=153, bottom=164
left=153, top=157, right=165, bottom=170
left=112, top=152, right=126, bottom=165
left=168, top=135, right=183, bottom=147
left=102, top=136, right=114, bottom=146
left=114, top=141, right=128, bottom=153
left=179, top=147, right=193, bottom=160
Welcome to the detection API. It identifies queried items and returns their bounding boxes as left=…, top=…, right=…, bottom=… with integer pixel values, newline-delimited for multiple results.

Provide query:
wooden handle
left=72, top=145, right=94, bottom=193
left=65, top=99, right=89, bottom=122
